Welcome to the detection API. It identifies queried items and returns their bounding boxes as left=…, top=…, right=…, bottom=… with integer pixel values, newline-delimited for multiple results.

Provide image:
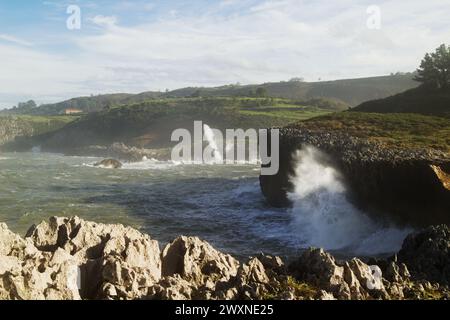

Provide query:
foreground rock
left=26, top=217, right=161, bottom=299
left=0, top=223, right=81, bottom=300
left=1, top=217, right=449, bottom=300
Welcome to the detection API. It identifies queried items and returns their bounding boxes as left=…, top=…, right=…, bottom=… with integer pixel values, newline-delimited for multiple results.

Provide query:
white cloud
left=1, top=0, right=450, bottom=108
left=0, top=34, right=33, bottom=46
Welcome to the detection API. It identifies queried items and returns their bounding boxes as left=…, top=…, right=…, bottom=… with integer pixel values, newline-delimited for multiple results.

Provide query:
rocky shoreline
left=1, top=217, right=449, bottom=300
left=62, top=142, right=172, bottom=162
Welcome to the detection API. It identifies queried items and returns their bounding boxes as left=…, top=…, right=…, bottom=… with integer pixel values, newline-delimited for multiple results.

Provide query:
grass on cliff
left=67, top=97, right=330, bottom=138
left=290, top=112, right=450, bottom=152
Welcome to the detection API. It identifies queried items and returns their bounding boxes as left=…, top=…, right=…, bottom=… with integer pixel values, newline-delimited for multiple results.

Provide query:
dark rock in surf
left=94, top=159, right=123, bottom=169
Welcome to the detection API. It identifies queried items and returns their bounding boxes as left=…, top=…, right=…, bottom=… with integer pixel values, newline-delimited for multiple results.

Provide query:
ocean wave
left=287, top=146, right=411, bottom=256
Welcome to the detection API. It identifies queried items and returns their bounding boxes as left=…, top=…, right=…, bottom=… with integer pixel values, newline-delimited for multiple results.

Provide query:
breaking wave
left=288, top=146, right=411, bottom=256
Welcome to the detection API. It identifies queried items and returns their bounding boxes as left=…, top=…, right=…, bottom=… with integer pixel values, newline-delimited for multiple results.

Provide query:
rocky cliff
left=260, top=128, right=450, bottom=227
left=0, top=116, right=75, bottom=151
left=0, top=117, right=34, bottom=147
left=0, top=217, right=449, bottom=300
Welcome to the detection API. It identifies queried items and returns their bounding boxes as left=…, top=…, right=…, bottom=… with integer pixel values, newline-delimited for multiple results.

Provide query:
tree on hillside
left=256, top=87, right=268, bottom=97
left=289, top=77, right=304, bottom=82
left=414, top=44, right=450, bottom=89
left=18, top=100, right=37, bottom=109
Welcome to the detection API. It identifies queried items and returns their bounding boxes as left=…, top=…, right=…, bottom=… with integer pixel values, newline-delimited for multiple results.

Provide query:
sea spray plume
left=287, top=146, right=410, bottom=254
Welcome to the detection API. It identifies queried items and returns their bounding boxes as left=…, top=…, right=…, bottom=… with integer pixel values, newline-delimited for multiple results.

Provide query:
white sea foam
left=288, top=146, right=411, bottom=255
left=121, top=158, right=179, bottom=170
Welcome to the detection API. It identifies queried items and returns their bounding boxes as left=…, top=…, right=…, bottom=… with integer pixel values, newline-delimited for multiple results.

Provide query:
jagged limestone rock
left=0, top=224, right=81, bottom=300
left=26, top=217, right=161, bottom=300
left=161, top=236, right=239, bottom=286
left=1, top=218, right=449, bottom=300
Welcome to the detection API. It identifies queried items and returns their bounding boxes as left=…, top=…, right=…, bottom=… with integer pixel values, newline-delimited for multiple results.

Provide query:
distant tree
left=289, top=77, right=304, bottom=82
left=255, top=87, right=268, bottom=98
left=414, top=44, right=450, bottom=89
left=18, top=100, right=37, bottom=109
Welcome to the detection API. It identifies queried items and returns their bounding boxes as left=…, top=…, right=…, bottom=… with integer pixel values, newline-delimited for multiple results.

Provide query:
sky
left=0, top=0, right=449, bottom=108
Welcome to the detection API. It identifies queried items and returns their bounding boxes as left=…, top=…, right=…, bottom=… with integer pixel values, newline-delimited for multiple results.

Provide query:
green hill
left=3, top=74, right=418, bottom=116
left=6, top=97, right=330, bottom=152
left=352, top=87, right=450, bottom=118
left=165, top=74, right=418, bottom=106
left=6, top=92, right=163, bottom=116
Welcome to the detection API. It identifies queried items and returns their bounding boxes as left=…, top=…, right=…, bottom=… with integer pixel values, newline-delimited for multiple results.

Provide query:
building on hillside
left=64, top=108, right=83, bottom=115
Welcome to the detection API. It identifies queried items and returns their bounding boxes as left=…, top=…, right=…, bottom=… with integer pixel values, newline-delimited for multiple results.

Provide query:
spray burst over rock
left=287, top=146, right=411, bottom=255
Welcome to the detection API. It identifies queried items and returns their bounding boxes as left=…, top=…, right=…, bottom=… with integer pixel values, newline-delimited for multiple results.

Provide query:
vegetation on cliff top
left=290, top=112, right=450, bottom=152
left=352, top=44, right=450, bottom=117
left=352, top=87, right=450, bottom=117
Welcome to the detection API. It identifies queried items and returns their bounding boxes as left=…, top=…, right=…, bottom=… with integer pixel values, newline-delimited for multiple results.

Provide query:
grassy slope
left=352, top=87, right=450, bottom=117
left=38, top=97, right=331, bottom=149
left=84, top=97, right=332, bottom=128
left=6, top=96, right=448, bottom=155
left=291, top=112, right=450, bottom=152
left=6, top=92, right=162, bottom=116
left=3, top=74, right=417, bottom=116
left=167, top=74, right=418, bottom=105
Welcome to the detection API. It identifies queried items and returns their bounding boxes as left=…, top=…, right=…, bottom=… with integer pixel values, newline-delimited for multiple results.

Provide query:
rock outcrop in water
left=94, top=159, right=123, bottom=169
left=0, top=217, right=449, bottom=300
left=260, top=128, right=450, bottom=227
